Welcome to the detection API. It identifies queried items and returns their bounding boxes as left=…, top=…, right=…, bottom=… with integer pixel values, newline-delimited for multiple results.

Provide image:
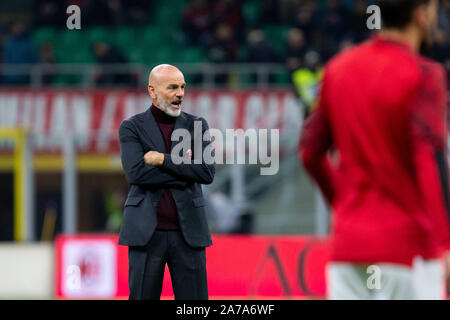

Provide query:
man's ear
left=148, top=85, right=156, bottom=100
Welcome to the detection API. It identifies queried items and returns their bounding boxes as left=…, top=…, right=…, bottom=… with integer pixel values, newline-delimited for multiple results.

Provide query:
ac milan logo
left=78, top=251, right=100, bottom=287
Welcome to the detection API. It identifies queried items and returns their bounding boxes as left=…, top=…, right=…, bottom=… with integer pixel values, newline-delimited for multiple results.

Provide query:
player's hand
left=144, top=151, right=164, bottom=166
left=445, top=251, right=450, bottom=278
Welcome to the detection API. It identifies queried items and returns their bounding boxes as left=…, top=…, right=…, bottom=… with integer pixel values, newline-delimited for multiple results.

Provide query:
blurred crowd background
left=0, top=0, right=448, bottom=241
left=0, top=0, right=448, bottom=88
left=0, top=0, right=449, bottom=301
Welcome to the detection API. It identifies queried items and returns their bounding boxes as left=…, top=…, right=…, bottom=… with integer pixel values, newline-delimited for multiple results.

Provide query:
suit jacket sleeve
left=162, top=117, right=216, bottom=184
left=119, top=119, right=187, bottom=187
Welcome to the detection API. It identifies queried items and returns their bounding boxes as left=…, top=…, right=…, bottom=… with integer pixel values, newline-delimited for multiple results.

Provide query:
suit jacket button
left=153, top=202, right=158, bottom=207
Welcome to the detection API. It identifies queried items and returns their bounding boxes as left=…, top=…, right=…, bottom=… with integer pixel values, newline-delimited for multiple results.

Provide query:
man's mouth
left=171, top=100, right=182, bottom=108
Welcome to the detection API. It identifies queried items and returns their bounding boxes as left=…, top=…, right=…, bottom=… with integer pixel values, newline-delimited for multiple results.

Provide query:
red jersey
left=298, top=36, right=450, bottom=266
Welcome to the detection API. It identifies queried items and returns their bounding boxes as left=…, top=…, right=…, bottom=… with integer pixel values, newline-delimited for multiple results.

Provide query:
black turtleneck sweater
left=150, top=105, right=180, bottom=230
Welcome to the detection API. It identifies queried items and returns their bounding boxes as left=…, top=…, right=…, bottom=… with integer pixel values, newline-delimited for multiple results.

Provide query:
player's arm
left=411, top=62, right=450, bottom=251
left=298, top=69, right=336, bottom=204
left=119, top=119, right=187, bottom=188
left=161, top=117, right=215, bottom=185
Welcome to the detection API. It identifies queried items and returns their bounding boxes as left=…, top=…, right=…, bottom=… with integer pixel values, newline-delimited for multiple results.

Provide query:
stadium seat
left=51, top=74, right=82, bottom=86
left=263, top=25, right=291, bottom=56
left=243, top=1, right=261, bottom=27
left=274, top=71, right=291, bottom=86
left=85, top=27, right=111, bottom=45
left=150, top=46, right=177, bottom=64
left=71, top=48, right=95, bottom=64
left=111, top=27, right=137, bottom=48
left=153, top=5, right=182, bottom=28
left=127, top=47, right=145, bottom=64
left=237, top=46, right=249, bottom=62
left=178, top=48, right=206, bottom=63
left=57, top=29, right=84, bottom=48
left=141, top=26, right=172, bottom=45
left=32, top=28, right=56, bottom=46
left=239, top=73, right=254, bottom=88
left=53, top=41, right=94, bottom=64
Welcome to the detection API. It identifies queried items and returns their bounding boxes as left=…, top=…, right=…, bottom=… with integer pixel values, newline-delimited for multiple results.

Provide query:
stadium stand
left=0, top=0, right=447, bottom=88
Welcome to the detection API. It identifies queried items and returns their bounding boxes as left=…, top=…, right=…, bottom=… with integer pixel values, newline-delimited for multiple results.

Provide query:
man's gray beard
left=156, top=96, right=181, bottom=117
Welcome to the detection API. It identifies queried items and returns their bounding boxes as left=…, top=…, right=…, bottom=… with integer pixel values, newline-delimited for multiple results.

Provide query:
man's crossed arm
left=144, top=118, right=215, bottom=185
left=119, top=118, right=215, bottom=188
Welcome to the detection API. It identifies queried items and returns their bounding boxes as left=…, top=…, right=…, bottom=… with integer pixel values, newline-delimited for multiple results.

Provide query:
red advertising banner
left=0, top=89, right=302, bottom=154
left=55, top=234, right=329, bottom=299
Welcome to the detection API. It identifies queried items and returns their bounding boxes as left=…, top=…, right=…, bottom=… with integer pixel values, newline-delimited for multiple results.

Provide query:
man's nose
left=176, top=88, right=184, bottom=98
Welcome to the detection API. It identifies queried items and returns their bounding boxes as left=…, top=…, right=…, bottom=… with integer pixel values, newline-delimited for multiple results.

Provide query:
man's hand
left=144, top=151, right=165, bottom=166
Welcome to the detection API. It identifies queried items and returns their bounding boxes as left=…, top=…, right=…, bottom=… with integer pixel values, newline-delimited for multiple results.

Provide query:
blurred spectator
left=2, top=22, right=38, bottom=85
left=347, top=0, right=372, bottom=43
left=304, top=50, right=322, bottom=73
left=82, top=0, right=113, bottom=26
left=126, top=0, right=152, bottom=25
left=39, top=42, right=55, bottom=85
left=207, top=23, right=238, bottom=84
left=259, top=0, right=281, bottom=25
left=33, top=0, right=68, bottom=27
left=438, top=0, right=450, bottom=33
left=246, top=29, right=278, bottom=63
left=106, top=0, right=128, bottom=26
left=285, top=28, right=308, bottom=75
left=293, top=0, right=318, bottom=44
left=318, top=0, right=351, bottom=60
left=83, top=0, right=152, bottom=26
left=260, top=0, right=300, bottom=25
left=92, top=42, right=134, bottom=87
left=291, top=49, right=323, bottom=117
left=181, top=0, right=212, bottom=46
left=212, top=0, right=243, bottom=40
left=321, top=0, right=350, bottom=39
left=247, top=29, right=279, bottom=84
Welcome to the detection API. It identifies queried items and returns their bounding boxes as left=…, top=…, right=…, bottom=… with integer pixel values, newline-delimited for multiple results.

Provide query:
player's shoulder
left=321, top=40, right=373, bottom=83
left=325, top=40, right=371, bottom=70
left=326, top=37, right=419, bottom=69
left=325, top=38, right=424, bottom=87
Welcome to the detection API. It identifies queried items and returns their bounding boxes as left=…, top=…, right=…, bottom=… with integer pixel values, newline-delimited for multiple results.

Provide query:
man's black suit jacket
left=118, top=107, right=215, bottom=248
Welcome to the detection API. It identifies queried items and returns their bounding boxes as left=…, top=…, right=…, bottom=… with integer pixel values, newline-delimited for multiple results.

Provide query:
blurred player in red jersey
left=298, top=0, right=449, bottom=299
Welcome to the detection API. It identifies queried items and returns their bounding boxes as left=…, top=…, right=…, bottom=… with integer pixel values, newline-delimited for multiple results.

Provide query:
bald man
left=118, top=64, right=215, bottom=300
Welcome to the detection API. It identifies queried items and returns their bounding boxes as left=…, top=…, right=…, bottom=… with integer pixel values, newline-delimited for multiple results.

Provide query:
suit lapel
left=171, top=112, right=192, bottom=153
left=140, top=107, right=166, bottom=152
